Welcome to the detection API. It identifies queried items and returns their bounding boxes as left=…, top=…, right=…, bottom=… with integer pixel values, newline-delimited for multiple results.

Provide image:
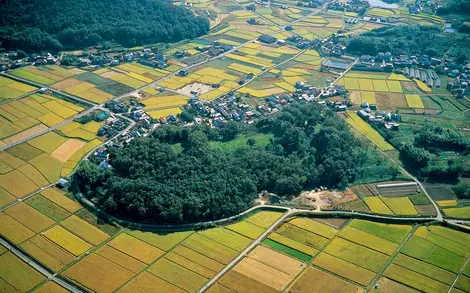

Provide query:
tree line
left=0, top=0, right=209, bottom=52
left=74, top=103, right=401, bottom=224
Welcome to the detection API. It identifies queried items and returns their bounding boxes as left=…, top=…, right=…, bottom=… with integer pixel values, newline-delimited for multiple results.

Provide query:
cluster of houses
left=295, top=0, right=325, bottom=8
left=358, top=102, right=401, bottom=130
left=408, top=0, right=441, bottom=14
left=327, top=0, right=369, bottom=14
left=447, top=69, right=470, bottom=97
left=0, top=52, right=59, bottom=71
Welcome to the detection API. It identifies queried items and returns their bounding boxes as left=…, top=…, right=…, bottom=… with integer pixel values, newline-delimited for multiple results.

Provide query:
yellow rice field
left=345, top=113, right=394, bottom=151
left=363, top=197, right=394, bottom=215
left=405, top=94, right=424, bottom=108
left=44, top=226, right=92, bottom=256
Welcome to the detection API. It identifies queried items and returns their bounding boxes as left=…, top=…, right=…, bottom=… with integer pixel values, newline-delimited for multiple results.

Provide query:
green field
left=262, top=238, right=312, bottom=262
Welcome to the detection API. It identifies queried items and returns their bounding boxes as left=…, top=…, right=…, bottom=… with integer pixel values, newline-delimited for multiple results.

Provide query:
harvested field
left=51, top=139, right=86, bottom=163
left=118, top=272, right=185, bottom=293
left=63, top=254, right=134, bottom=293
left=288, top=218, right=337, bottom=238
left=43, top=226, right=92, bottom=256
left=277, top=223, right=329, bottom=249
left=225, top=221, right=265, bottom=239
left=249, top=246, right=304, bottom=275
left=148, top=258, right=208, bottom=292
left=323, top=237, right=389, bottom=272
left=0, top=252, right=46, bottom=293
left=339, top=226, right=398, bottom=255
left=425, top=185, right=455, bottom=200
left=315, top=218, right=348, bottom=229
left=219, top=270, right=277, bottom=293
left=415, top=204, right=436, bottom=214
left=289, top=267, right=361, bottom=293
left=198, top=227, right=251, bottom=251
left=349, top=219, right=411, bottom=244
left=108, top=233, right=164, bottom=264
left=233, top=257, right=295, bottom=291
left=5, top=202, right=55, bottom=233
left=61, top=215, right=110, bottom=245
left=172, top=245, right=224, bottom=272
left=126, top=230, right=192, bottom=251
left=313, top=252, right=376, bottom=286
left=182, top=233, right=238, bottom=265
left=383, top=264, right=450, bottom=293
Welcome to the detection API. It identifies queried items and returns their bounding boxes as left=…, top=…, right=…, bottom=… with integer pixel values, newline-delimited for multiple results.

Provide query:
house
left=258, top=35, right=277, bottom=44
left=56, top=178, right=70, bottom=188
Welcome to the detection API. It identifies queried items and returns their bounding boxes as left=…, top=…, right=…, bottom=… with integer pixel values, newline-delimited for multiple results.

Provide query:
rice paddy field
left=0, top=76, right=37, bottom=101
left=0, top=118, right=103, bottom=207
left=289, top=15, right=342, bottom=41
left=207, top=217, right=470, bottom=293
left=0, top=92, right=86, bottom=145
left=344, top=112, right=394, bottom=151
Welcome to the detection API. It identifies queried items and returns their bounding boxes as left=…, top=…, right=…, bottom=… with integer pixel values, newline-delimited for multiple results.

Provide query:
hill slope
left=0, top=0, right=209, bottom=52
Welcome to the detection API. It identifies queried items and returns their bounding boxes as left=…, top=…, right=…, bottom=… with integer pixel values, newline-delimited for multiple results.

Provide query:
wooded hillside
left=75, top=103, right=401, bottom=224
left=0, top=0, right=210, bottom=52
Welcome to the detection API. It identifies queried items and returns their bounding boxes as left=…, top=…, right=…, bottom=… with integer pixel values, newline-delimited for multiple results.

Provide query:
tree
left=399, top=144, right=431, bottom=169
left=247, top=138, right=256, bottom=146
left=220, top=121, right=242, bottom=141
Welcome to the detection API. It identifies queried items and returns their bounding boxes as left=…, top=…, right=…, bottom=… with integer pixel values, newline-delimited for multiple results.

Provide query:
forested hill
left=0, top=0, right=210, bottom=52
left=74, top=103, right=401, bottom=224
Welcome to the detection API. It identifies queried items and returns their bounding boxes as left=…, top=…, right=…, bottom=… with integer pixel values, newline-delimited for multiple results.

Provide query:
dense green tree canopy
left=345, top=25, right=470, bottom=61
left=75, top=103, right=400, bottom=223
left=0, top=0, right=209, bottom=52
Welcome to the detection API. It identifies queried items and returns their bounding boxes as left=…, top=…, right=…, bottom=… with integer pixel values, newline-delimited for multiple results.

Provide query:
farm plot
left=25, top=194, right=70, bottom=222
left=147, top=258, right=208, bottom=292
left=348, top=219, right=412, bottom=244
left=164, top=251, right=217, bottom=279
left=115, top=62, right=171, bottom=80
left=20, top=234, right=76, bottom=272
left=117, top=272, right=186, bottom=293
left=0, top=76, right=37, bottom=101
left=231, top=254, right=299, bottom=291
left=363, top=197, right=394, bottom=214
left=289, top=267, right=361, bottom=293
left=244, top=210, right=283, bottom=228
left=263, top=236, right=316, bottom=261
left=393, top=254, right=456, bottom=285
left=405, top=94, right=425, bottom=108
left=0, top=213, right=36, bottom=244
left=4, top=202, right=55, bottom=233
left=0, top=252, right=46, bottom=293
left=43, top=226, right=92, bottom=256
left=402, top=234, right=466, bottom=273
left=172, top=245, right=224, bottom=273
left=96, top=245, right=147, bottom=274
left=61, top=215, right=110, bottom=245
left=126, top=230, right=192, bottom=251
left=225, top=220, right=265, bottom=239
left=313, top=252, right=376, bottom=286
left=288, top=218, right=338, bottom=238
left=383, top=264, right=450, bottom=293
left=338, top=225, right=398, bottom=255
left=197, top=227, right=251, bottom=251
left=108, top=233, right=165, bottom=264
left=140, top=94, right=188, bottom=111
left=344, top=112, right=394, bottom=151
left=443, top=206, right=470, bottom=219
left=218, top=270, right=277, bottom=293
left=323, top=237, right=389, bottom=272
left=147, top=107, right=183, bottom=119
left=368, top=277, right=422, bottom=293
left=10, top=65, right=78, bottom=85
left=380, top=196, right=419, bottom=215
left=182, top=233, right=239, bottom=265
left=62, top=254, right=135, bottom=293
left=276, top=223, right=329, bottom=249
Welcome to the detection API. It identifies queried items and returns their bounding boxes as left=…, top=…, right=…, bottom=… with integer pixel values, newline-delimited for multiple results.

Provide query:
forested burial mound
left=74, top=103, right=401, bottom=224
left=0, top=0, right=210, bottom=52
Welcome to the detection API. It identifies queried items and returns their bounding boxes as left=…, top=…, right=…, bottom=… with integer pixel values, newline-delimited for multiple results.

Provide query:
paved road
left=197, top=209, right=295, bottom=293
left=0, top=238, right=86, bottom=293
